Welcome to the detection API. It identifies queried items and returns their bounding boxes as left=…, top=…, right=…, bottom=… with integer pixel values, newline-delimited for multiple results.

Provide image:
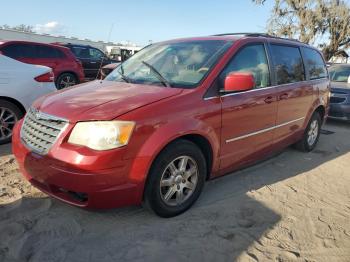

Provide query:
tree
left=253, top=0, right=350, bottom=61
left=1, top=24, right=34, bottom=33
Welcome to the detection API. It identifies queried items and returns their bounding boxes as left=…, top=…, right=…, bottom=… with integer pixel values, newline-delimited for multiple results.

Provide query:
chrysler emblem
left=31, top=108, right=44, bottom=120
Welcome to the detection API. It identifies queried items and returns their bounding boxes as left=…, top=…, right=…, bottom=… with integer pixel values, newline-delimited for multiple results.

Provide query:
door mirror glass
left=224, top=72, right=255, bottom=92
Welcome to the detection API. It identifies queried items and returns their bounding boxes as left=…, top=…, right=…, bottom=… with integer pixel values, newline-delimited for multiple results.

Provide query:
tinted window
left=221, top=44, right=270, bottom=89
left=22, top=44, right=37, bottom=58
left=89, top=48, right=104, bottom=60
left=303, top=48, right=327, bottom=80
left=270, top=44, right=305, bottom=85
left=329, top=65, right=350, bottom=82
left=1, top=44, right=37, bottom=59
left=36, top=45, right=64, bottom=58
left=71, top=47, right=89, bottom=58
left=1, top=44, right=22, bottom=59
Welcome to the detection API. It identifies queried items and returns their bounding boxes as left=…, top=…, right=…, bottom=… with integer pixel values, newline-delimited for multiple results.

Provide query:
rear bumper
left=12, top=121, right=148, bottom=209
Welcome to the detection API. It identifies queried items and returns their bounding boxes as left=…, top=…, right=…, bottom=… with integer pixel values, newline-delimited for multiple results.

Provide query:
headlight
left=68, top=121, right=135, bottom=150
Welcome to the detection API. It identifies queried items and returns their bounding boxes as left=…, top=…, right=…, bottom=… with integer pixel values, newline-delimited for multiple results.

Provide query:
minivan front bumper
left=12, top=120, right=146, bottom=209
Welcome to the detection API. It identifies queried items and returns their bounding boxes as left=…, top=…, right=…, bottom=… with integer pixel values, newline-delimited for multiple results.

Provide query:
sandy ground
left=0, top=120, right=349, bottom=262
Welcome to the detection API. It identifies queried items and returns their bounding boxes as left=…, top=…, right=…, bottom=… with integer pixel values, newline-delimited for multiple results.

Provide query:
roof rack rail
left=212, top=33, right=300, bottom=42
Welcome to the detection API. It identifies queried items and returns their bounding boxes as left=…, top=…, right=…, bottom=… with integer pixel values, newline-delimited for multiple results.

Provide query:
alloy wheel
left=58, top=75, right=76, bottom=89
left=307, top=119, right=319, bottom=146
left=0, top=107, right=17, bottom=142
left=160, top=156, right=198, bottom=206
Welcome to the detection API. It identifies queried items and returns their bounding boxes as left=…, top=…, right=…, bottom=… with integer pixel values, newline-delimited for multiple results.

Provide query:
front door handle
left=264, top=96, right=274, bottom=104
left=279, top=93, right=289, bottom=100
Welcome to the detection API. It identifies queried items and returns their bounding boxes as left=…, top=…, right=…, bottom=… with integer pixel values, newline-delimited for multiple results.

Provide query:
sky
left=1, top=0, right=274, bottom=46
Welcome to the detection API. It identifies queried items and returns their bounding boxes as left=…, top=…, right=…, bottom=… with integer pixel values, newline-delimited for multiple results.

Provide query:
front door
left=219, top=43, right=278, bottom=172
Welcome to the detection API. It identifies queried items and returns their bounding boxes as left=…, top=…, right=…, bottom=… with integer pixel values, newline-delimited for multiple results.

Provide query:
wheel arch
left=0, top=96, right=26, bottom=115
left=314, top=105, right=326, bottom=121
left=131, top=119, right=220, bottom=204
left=140, top=132, right=215, bottom=203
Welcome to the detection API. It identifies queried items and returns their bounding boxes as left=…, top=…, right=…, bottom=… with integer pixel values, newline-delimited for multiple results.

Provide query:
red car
left=0, top=40, right=84, bottom=89
left=12, top=33, right=330, bottom=217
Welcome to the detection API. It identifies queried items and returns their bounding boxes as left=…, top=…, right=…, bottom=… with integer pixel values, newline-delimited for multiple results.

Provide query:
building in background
left=0, top=28, right=142, bottom=57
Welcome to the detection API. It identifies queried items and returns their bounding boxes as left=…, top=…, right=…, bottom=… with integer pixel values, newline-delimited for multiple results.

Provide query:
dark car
left=328, top=64, right=350, bottom=121
left=0, top=41, right=85, bottom=89
left=58, top=43, right=116, bottom=79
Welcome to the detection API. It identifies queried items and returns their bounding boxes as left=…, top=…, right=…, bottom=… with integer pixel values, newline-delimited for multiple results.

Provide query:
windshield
left=329, top=65, right=350, bottom=82
left=105, top=40, right=232, bottom=88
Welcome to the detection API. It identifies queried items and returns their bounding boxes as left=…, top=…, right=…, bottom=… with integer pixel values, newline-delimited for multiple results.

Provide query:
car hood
left=330, top=82, right=350, bottom=94
left=33, top=80, right=182, bottom=122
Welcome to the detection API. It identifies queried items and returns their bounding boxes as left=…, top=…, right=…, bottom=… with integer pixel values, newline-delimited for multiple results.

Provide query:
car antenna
left=97, top=23, right=114, bottom=83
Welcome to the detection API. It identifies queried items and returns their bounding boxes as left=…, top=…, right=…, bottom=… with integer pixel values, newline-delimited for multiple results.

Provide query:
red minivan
left=12, top=34, right=330, bottom=217
left=0, top=40, right=85, bottom=89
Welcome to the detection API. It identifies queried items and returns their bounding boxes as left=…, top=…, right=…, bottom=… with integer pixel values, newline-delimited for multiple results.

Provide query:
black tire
left=55, top=73, right=78, bottom=90
left=294, top=112, right=322, bottom=152
left=144, top=139, right=207, bottom=218
left=0, top=99, right=23, bottom=145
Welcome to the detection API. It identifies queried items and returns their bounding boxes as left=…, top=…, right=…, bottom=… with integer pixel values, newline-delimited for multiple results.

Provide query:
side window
left=55, top=49, right=65, bottom=58
left=303, top=48, right=327, bottom=80
left=36, top=46, right=62, bottom=58
left=270, top=44, right=305, bottom=85
left=221, top=44, right=270, bottom=89
left=72, top=47, right=89, bottom=58
left=89, top=48, right=104, bottom=60
left=20, top=44, right=37, bottom=59
left=1, top=44, right=22, bottom=59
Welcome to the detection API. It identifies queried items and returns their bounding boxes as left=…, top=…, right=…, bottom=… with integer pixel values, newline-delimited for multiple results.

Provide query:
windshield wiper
left=117, top=64, right=132, bottom=83
left=141, top=61, right=171, bottom=87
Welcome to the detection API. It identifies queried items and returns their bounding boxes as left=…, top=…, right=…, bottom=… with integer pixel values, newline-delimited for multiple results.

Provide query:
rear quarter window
left=302, top=47, right=327, bottom=80
left=270, top=44, right=305, bottom=85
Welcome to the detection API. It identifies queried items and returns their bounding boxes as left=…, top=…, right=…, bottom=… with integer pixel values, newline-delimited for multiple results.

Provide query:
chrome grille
left=20, top=108, right=68, bottom=154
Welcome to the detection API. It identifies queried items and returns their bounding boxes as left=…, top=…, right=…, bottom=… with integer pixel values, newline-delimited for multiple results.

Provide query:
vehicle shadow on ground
left=0, top=121, right=349, bottom=262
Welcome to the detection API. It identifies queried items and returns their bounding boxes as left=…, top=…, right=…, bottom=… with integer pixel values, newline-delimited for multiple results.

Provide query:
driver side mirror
left=223, top=72, right=255, bottom=93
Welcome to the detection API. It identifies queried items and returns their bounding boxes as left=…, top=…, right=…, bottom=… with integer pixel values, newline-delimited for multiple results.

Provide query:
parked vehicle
left=328, top=64, right=350, bottom=121
left=12, top=34, right=330, bottom=217
left=57, top=43, right=116, bottom=79
left=100, top=62, right=119, bottom=79
left=0, top=54, right=56, bottom=144
left=0, top=40, right=84, bottom=89
left=109, top=47, right=137, bottom=62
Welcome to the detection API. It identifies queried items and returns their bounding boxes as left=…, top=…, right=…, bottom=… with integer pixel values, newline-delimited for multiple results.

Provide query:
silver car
left=0, top=54, right=57, bottom=144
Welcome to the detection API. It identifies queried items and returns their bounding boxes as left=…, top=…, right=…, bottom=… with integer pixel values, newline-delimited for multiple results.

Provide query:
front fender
left=126, top=118, right=220, bottom=203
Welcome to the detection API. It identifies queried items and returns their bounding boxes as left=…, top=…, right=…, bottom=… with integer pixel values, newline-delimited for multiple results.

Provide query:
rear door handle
left=279, top=93, right=289, bottom=100
left=264, top=96, right=274, bottom=104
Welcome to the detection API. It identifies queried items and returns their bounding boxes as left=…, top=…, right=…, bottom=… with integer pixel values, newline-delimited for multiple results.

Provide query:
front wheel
left=295, top=112, right=322, bottom=152
left=144, top=140, right=206, bottom=218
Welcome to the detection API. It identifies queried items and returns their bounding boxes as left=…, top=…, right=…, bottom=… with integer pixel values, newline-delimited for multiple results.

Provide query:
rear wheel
left=295, top=112, right=322, bottom=152
left=0, top=100, right=23, bottom=145
left=144, top=140, right=206, bottom=217
left=56, top=73, right=78, bottom=90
